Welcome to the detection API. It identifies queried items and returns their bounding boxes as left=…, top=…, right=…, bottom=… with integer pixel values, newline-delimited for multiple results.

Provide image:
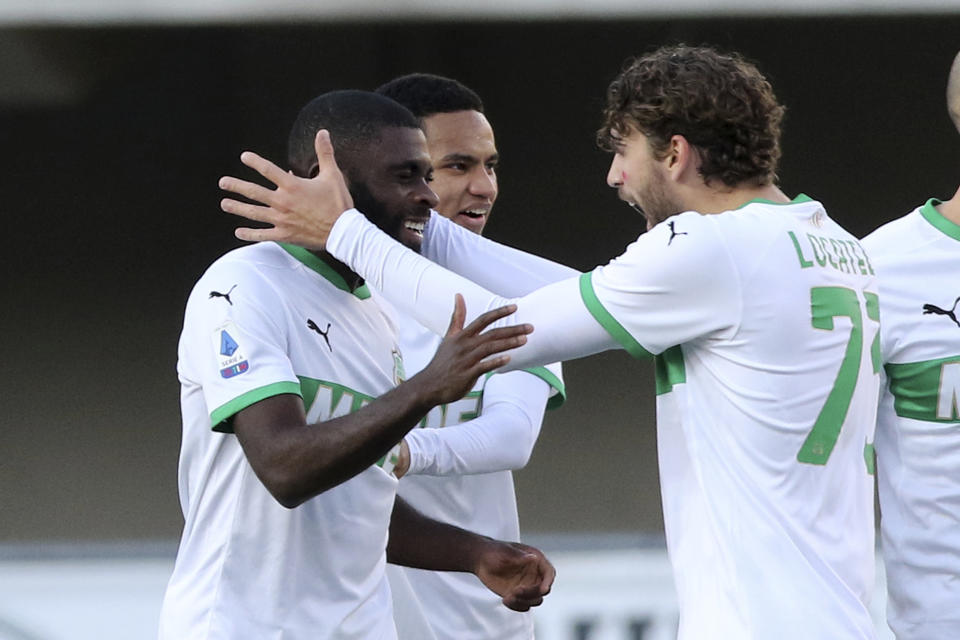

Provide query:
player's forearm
left=423, top=211, right=580, bottom=296
left=327, top=210, right=617, bottom=369
left=405, top=371, right=549, bottom=475
left=238, top=378, right=438, bottom=508
left=387, top=496, right=491, bottom=572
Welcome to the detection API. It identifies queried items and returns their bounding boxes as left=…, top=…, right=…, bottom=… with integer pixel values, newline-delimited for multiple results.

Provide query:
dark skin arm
left=387, top=497, right=555, bottom=612
left=233, top=296, right=532, bottom=508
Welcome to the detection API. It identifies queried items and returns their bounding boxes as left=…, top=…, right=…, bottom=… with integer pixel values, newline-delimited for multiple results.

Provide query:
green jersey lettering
left=299, top=376, right=375, bottom=422
left=885, top=357, right=960, bottom=423
left=798, top=287, right=878, bottom=465
left=829, top=238, right=850, bottom=273
left=939, top=363, right=960, bottom=420
left=788, top=231, right=814, bottom=269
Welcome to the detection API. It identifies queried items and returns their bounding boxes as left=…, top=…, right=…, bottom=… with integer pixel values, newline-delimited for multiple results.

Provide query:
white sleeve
left=327, top=209, right=618, bottom=370
left=182, top=260, right=301, bottom=431
left=422, top=211, right=580, bottom=295
left=404, top=369, right=550, bottom=476
left=584, top=212, right=741, bottom=355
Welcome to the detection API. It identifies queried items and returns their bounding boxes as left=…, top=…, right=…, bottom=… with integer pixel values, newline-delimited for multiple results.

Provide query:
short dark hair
left=376, top=73, right=484, bottom=120
left=598, top=45, right=785, bottom=188
left=287, top=90, right=420, bottom=178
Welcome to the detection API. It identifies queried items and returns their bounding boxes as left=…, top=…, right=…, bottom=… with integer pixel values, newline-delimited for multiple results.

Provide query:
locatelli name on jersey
left=788, top=231, right=875, bottom=276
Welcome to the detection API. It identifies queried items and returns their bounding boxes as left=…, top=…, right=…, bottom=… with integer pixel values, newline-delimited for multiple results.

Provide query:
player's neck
left=313, top=249, right=364, bottom=291
left=689, top=183, right=789, bottom=215
left=935, top=183, right=960, bottom=226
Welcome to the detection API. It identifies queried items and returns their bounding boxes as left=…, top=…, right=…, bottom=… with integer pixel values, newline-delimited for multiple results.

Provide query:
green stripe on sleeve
left=654, top=346, right=686, bottom=395
left=522, top=366, right=567, bottom=410
left=578, top=271, right=654, bottom=361
left=210, top=381, right=303, bottom=433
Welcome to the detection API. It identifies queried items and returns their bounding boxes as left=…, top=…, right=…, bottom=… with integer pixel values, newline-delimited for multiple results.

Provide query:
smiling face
left=605, top=128, right=683, bottom=231
left=346, top=126, right=438, bottom=252
left=421, top=110, right=498, bottom=235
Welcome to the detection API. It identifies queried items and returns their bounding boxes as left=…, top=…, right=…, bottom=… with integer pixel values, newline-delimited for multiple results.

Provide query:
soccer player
left=220, top=45, right=881, bottom=639
left=160, top=90, right=555, bottom=640
left=374, top=74, right=566, bottom=640
left=862, top=51, right=960, bottom=640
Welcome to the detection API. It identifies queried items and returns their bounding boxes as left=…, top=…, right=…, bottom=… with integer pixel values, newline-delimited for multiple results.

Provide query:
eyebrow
left=439, top=152, right=499, bottom=164
left=388, top=159, right=431, bottom=172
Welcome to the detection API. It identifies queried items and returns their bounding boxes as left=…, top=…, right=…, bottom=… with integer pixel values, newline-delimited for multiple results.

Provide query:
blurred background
left=1, top=0, right=958, bottom=638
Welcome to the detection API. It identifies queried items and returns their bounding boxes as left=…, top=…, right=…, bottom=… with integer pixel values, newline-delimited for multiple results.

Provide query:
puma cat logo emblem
left=923, top=296, right=960, bottom=329
left=209, top=285, right=237, bottom=305
left=667, top=221, right=688, bottom=246
left=307, top=319, right=333, bottom=351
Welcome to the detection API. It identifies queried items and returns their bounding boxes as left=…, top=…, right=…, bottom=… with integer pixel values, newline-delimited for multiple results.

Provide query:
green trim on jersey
left=863, top=442, right=876, bottom=475
left=579, top=271, right=654, bottom=360
left=885, top=356, right=960, bottom=423
left=297, top=375, right=401, bottom=471
left=655, top=346, right=686, bottom=395
left=920, top=198, right=960, bottom=242
left=278, top=243, right=372, bottom=299
left=523, top=366, right=567, bottom=410
left=210, top=381, right=303, bottom=433
left=298, top=375, right=376, bottom=416
left=737, top=193, right=814, bottom=209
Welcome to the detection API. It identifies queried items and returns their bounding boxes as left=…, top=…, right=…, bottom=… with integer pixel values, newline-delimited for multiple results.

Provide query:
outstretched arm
left=234, top=297, right=532, bottom=507
left=387, top=496, right=555, bottom=612
left=422, top=212, right=580, bottom=295
left=219, top=132, right=617, bottom=370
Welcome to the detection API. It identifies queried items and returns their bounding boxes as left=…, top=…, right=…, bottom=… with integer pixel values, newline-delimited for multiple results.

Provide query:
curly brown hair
left=598, top=45, right=785, bottom=188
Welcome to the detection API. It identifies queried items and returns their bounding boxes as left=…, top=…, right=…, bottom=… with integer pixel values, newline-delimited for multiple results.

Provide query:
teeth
left=461, top=209, right=488, bottom=218
left=404, top=220, right=425, bottom=233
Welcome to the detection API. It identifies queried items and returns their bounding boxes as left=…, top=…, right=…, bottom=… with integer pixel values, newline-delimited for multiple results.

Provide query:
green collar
left=920, top=198, right=960, bottom=242
left=278, top=243, right=371, bottom=299
left=737, top=193, right=814, bottom=209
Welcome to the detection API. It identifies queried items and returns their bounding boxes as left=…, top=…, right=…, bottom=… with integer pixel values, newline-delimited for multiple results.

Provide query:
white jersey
left=160, top=242, right=405, bottom=640
left=325, top=196, right=881, bottom=640
left=862, top=199, right=960, bottom=640
left=583, top=197, right=880, bottom=639
left=387, top=318, right=563, bottom=640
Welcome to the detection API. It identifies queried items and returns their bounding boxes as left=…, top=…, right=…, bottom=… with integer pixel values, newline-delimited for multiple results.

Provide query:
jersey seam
left=705, top=215, right=747, bottom=344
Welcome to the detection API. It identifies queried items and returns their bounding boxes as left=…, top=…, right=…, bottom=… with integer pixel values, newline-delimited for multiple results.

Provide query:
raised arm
left=422, top=211, right=580, bottom=295
left=219, top=131, right=617, bottom=370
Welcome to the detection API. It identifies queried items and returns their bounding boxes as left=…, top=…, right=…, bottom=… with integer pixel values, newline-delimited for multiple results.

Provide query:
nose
left=415, top=179, right=439, bottom=209
left=606, top=156, right=623, bottom=188
left=468, top=167, right=498, bottom=202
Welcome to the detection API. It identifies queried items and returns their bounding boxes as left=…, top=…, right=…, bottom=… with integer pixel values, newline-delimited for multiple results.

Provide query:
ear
left=664, top=134, right=697, bottom=182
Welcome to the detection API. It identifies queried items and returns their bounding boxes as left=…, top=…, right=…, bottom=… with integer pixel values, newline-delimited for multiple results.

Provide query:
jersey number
left=797, top=287, right=879, bottom=465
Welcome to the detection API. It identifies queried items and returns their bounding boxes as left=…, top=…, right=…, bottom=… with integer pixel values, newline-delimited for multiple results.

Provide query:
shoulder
left=861, top=205, right=924, bottom=256
left=184, top=244, right=295, bottom=322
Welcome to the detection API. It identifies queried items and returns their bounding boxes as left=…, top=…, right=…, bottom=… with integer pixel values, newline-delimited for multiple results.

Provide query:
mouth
left=403, top=219, right=426, bottom=237
left=458, top=208, right=488, bottom=221
left=453, top=207, right=490, bottom=233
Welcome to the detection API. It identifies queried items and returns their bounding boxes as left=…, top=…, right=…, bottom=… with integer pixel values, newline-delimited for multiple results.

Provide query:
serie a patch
left=213, top=321, right=250, bottom=378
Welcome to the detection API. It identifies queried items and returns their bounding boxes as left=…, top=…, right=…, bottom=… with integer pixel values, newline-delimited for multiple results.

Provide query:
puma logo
left=923, top=296, right=960, bottom=329
left=667, top=221, right=688, bottom=246
left=307, top=319, right=333, bottom=351
left=209, top=285, right=237, bottom=305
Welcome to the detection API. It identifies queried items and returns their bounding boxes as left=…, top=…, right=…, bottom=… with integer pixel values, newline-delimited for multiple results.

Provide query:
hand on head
left=219, top=130, right=354, bottom=250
